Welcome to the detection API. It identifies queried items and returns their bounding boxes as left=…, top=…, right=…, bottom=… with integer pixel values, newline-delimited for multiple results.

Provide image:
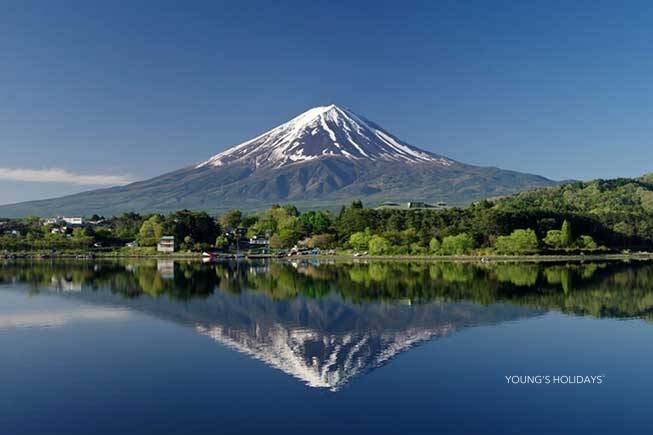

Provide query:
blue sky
left=1, top=0, right=653, bottom=204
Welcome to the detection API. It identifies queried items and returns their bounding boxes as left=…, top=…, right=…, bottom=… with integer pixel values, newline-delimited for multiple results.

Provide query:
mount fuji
left=0, top=104, right=556, bottom=216
left=197, top=104, right=454, bottom=169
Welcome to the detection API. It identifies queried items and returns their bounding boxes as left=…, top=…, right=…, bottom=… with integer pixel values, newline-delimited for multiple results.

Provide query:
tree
left=138, top=216, right=163, bottom=246
left=349, top=231, right=371, bottom=251
left=111, top=212, right=145, bottom=241
left=277, top=227, right=301, bottom=248
left=183, top=235, right=195, bottom=251
left=613, top=221, right=635, bottom=238
left=351, top=200, right=363, bottom=209
left=240, top=214, right=258, bottom=229
left=299, top=211, right=332, bottom=234
left=282, top=204, right=300, bottom=217
left=560, top=220, right=573, bottom=247
left=368, top=235, right=391, bottom=255
left=495, top=229, right=539, bottom=254
left=253, top=213, right=278, bottom=235
left=215, top=234, right=230, bottom=250
left=410, top=242, right=428, bottom=255
left=578, top=235, right=597, bottom=250
left=219, top=209, right=242, bottom=229
left=441, top=233, right=474, bottom=255
left=543, top=230, right=563, bottom=248
left=429, top=238, right=441, bottom=254
left=303, top=233, right=336, bottom=249
left=269, top=234, right=282, bottom=249
left=335, top=207, right=378, bottom=238
left=386, top=213, right=405, bottom=232
left=71, top=228, right=93, bottom=247
left=162, top=210, right=219, bottom=249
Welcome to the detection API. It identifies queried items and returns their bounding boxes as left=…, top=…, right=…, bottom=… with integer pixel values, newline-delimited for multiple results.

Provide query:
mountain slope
left=197, top=105, right=453, bottom=168
left=0, top=104, right=556, bottom=217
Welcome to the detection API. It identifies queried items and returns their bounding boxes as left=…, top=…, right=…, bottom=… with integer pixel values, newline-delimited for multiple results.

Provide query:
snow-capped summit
left=197, top=104, right=453, bottom=169
left=0, top=104, right=557, bottom=217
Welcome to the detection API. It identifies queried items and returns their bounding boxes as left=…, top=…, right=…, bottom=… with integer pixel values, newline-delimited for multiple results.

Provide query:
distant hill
left=494, top=174, right=653, bottom=245
left=0, top=104, right=557, bottom=217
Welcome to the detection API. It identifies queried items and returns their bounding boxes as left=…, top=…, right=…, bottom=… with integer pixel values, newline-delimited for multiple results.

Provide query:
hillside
left=495, top=174, right=653, bottom=244
left=2, top=174, right=653, bottom=254
left=0, top=105, right=555, bottom=217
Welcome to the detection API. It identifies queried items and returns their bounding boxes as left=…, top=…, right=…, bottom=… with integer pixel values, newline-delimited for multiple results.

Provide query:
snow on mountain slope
left=196, top=323, right=452, bottom=391
left=0, top=104, right=558, bottom=217
left=197, top=104, right=454, bottom=169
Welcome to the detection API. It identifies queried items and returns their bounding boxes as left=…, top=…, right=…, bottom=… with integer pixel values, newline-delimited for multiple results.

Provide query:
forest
left=1, top=175, right=653, bottom=256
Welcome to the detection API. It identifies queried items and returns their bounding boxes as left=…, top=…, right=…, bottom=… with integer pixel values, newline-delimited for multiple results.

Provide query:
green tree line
left=2, top=174, right=653, bottom=255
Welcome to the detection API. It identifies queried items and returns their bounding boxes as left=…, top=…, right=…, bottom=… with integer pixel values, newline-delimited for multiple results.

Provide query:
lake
left=1, top=259, right=652, bottom=434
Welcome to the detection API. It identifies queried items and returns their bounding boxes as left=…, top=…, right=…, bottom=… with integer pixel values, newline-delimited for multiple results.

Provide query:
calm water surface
left=1, top=259, right=652, bottom=434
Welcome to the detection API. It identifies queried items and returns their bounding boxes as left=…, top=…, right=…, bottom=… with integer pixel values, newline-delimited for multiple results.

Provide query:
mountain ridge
left=0, top=104, right=557, bottom=217
left=196, top=104, right=454, bottom=169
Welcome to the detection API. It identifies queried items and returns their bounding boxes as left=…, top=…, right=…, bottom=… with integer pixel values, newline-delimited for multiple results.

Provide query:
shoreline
left=320, top=253, right=653, bottom=263
left=3, top=251, right=653, bottom=263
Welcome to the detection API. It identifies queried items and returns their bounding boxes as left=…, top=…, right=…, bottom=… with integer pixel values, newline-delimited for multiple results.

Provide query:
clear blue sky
left=2, top=0, right=653, bottom=204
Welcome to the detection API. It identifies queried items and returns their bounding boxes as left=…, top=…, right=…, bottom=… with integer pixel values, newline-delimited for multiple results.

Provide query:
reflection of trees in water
left=0, top=260, right=217, bottom=300
left=2, top=259, right=653, bottom=319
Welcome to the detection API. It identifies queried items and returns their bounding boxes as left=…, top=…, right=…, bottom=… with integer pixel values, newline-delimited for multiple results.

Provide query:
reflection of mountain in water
left=196, top=324, right=447, bottom=390
left=197, top=316, right=449, bottom=390
left=4, top=259, right=653, bottom=390
left=191, top=293, right=538, bottom=390
left=45, top=285, right=540, bottom=391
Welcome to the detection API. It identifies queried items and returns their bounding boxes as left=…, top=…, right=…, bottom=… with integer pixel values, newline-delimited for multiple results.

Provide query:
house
left=407, top=201, right=431, bottom=209
left=125, top=241, right=138, bottom=248
left=157, top=236, right=175, bottom=253
left=249, top=235, right=269, bottom=246
left=43, top=217, right=61, bottom=226
left=375, top=201, right=449, bottom=211
left=378, top=201, right=400, bottom=208
left=248, top=235, right=270, bottom=253
left=62, top=217, right=84, bottom=226
left=45, top=216, right=84, bottom=226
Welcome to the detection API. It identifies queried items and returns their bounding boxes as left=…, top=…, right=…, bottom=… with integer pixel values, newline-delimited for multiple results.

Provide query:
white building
left=157, top=236, right=175, bottom=253
left=249, top=235, right=269, bottom=246
left=43, top=217, right=61, bottom=226
left=62, top=217, right=84, bottom=226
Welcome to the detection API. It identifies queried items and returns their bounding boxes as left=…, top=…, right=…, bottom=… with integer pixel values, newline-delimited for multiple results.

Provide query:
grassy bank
left=1, top=247, right=202, bottom=259
left=4, top=247, right=653, bottom=263
left=310, top=252, right=653, bottom=263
